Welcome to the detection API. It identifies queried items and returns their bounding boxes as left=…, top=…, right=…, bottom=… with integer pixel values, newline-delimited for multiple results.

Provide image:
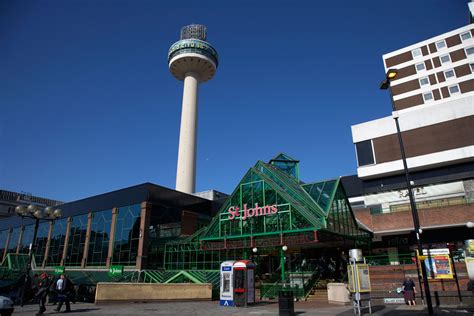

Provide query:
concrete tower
left=168, top=25, right=219, bottom=194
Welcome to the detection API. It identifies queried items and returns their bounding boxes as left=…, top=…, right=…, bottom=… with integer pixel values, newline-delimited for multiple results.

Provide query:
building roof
left=0, top=183, right=212, bottom=230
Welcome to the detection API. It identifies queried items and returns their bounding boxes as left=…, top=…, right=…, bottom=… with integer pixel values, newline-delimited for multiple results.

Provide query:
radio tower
left=168, top=25, right=219, bottom=194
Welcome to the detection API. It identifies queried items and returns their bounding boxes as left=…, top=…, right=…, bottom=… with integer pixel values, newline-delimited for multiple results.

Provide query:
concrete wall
left=95, top=283, right=212, bottom=304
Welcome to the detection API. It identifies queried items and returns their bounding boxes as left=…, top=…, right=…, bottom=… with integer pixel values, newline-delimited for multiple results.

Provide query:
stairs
left=306, top=288, right=328, bottom=302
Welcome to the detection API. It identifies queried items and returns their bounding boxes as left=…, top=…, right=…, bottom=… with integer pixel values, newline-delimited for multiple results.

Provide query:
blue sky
left=0, top=0, right=469, bottom=202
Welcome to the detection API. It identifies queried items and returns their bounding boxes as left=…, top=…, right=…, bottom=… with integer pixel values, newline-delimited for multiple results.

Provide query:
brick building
left=346, top=8, right=474, bottom=260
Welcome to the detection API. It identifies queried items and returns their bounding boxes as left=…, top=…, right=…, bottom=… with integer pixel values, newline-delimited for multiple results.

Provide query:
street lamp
left=281, top=245, right=288, bottom=284
left=380, top=69, right=434, bottom=314
left=15, top=204, right=62, bottom=307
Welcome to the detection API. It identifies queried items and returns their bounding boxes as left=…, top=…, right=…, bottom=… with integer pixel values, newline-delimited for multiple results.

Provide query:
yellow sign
left=423, top=255, right=453, bottom=279
left=347, top=263, right=371, bottom=293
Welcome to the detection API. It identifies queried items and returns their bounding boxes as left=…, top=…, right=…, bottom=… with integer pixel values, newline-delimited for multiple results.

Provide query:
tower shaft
left=168, top=24, right=218, bottom=194
left=176, top=72, right=199, bottom=193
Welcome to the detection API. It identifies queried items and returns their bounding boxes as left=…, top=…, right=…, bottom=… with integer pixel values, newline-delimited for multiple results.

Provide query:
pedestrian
left=35, top=272, right=51, bottom=315
left=402, top=276, right=417, bottom=306
left=55, top=274, right=72, bottom=313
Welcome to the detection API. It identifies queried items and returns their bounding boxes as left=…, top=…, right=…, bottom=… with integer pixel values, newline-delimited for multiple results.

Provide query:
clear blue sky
left=0, top=0, right=469, bottom=202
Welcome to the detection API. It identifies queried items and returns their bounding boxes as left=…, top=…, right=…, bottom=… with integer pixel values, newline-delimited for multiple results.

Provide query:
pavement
left=12, top=300, right=474, bottom=316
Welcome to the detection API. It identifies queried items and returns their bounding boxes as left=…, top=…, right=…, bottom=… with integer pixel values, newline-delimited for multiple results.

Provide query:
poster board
left=347, top=265, right=355, bottom=292
left=347, top=263, right=371, bottom=293
left=356, top=264, right=371, bottom=292
left=424, top=255, right=453, bottom=279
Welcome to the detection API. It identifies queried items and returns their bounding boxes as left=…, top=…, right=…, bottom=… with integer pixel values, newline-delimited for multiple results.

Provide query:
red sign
left=228, top=203, right=278, bottom=220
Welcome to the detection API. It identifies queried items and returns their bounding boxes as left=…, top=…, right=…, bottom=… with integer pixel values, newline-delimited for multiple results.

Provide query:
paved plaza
left=12, top=300, right=474, bottom=316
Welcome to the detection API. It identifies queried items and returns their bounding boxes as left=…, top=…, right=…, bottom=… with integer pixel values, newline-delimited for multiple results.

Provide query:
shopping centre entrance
left=162, top=154, right=372, bottom=298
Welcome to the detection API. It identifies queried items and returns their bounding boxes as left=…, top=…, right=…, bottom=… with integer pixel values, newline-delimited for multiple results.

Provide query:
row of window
left=411, top=31, right=472, bottom=59
left=422, top=84, right=461, bottom=102
left=414, top=46, right=474, bottom=75
left=0, top=204, right=141, bottom=267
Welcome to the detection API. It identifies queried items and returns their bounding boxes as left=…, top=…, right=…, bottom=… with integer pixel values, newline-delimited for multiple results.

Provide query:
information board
left=424, top=255, right=453, bottom=279
left=348, top=265, right=355, bottom=292
left=357, top=264, right=371, bottom=292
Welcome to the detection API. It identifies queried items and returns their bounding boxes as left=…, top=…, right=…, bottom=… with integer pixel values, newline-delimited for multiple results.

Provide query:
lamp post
left=380, top=68, right=433, bottom=314
left=252, top=247, right=258, bottom=261
left=15, top=204, right=62, bottom=307
left=280, top=245, right=288, bottom=284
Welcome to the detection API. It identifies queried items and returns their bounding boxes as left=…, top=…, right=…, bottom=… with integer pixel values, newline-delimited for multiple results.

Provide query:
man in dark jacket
left=35, top=272, right=51, bottom=315
left=55, top=274, right=72, bottom=312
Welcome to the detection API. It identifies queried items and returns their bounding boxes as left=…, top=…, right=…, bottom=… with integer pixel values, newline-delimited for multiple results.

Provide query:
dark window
left=355, top=140, right=375, bottom=166
left=65, top=214, right=89, bottom=266
left=19, top=225, right=35, bottom=254
left=46, top=218, right=68, bottom=266
left=112, top=204, right=141, bottom=266
left=87, top=209, right=112, bottom=266
left=34, top=222, right=51, bottom=265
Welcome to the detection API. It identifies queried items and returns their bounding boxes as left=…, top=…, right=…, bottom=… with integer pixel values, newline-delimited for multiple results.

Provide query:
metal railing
left=365, top=253, right=414, bottom=266
left=260, top=270, right=320, bottom=300
left=390, top=196, right=472, bottom=214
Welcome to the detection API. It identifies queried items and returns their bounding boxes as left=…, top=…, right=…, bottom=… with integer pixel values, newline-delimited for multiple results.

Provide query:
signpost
left=108, top=265, right=124, bottom=277
left=54, top=266, right=65, bottom=275
left=348, top=250, right=372, bottom=316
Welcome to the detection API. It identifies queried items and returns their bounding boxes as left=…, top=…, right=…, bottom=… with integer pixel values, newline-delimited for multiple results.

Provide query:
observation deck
left=168, top=25, right=219, bottom=83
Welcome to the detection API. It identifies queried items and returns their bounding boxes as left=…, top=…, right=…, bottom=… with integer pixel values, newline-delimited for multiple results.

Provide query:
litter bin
left=278, top=289, right=294, bottom=316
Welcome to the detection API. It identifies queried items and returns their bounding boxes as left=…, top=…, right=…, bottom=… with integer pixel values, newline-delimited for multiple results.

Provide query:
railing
left=365, top=253, right=414, bottom=266
left=260, top=270, right=320, bottom=300
left=388, top=196, right=472, bottom=214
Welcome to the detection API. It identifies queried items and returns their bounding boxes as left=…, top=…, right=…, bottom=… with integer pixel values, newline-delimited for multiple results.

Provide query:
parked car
left=0, top=296, right=13, bottom=316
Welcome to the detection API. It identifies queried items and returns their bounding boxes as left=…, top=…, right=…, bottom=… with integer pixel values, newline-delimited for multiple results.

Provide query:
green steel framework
left=164, top=154, right=372, bottom=270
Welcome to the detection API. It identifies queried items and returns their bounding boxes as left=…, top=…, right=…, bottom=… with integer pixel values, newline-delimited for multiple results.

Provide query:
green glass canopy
left=192, top=154, right=370, bottom=246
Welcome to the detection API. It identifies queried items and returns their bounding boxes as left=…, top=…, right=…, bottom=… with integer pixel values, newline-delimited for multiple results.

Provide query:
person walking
left=55, top=274, right=72, bottom=313
left=402, top=276, right=417, bottom=306
left=35, top=272, right=51, bottom=315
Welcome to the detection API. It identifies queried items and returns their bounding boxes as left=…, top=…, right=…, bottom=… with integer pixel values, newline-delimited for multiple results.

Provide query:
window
left=466, top=46, right=474, bottom=56
left=436, top=40, right=446, bottom=50
left=65, top=214, right=89, bottom=267
left=444, top=69, right=455, bottom=79
left=19, top=225, right=35, bottom=254
left=470, top=63, right=474, bottom=72
left=355, top=140, right=375, bottom=167
left=460, top=31, right=472, bottom=41
left=87, top=209, right=112, bottom=266
left=419, top=77, right=429, bottom=86
left=411, top=48, right=422, bottom=58
left=0, top=230, right=7, bottom=261
left=6, top=228, right=20, bottom=254
left=448, top=84, right=460, bottom=95
left=34, top=222, right=51, bottom=266
left=112, top=204, right=141, bottom=266
left=423, top=91, right=433, bottom=102
left=46, top=218, right=68, bottom=266
left=415, top=62, right=425, bottom=72
left=440, top=54, right=451, bottom=64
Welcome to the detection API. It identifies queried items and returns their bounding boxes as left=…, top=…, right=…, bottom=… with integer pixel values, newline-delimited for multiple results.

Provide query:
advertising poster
left=347, top=265, right=355, bottom=292
left=424, top=255, right=453, bottom=279
left=357, top=264, right=371, bottom=292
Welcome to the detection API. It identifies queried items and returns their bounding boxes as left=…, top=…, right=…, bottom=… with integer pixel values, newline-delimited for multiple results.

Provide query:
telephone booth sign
left=233, top=260, right=256, bottom=307
left=220, top=261, right=235, bottom=306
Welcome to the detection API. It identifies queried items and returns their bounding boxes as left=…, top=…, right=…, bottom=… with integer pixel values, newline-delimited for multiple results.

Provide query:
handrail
left=261, top=270, right=321, bottom=300
left=365, top=253, right=414, bottom=266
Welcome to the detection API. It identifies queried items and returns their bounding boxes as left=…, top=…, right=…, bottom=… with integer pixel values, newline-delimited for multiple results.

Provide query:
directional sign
left=220, top=300, right=234, bottom=306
